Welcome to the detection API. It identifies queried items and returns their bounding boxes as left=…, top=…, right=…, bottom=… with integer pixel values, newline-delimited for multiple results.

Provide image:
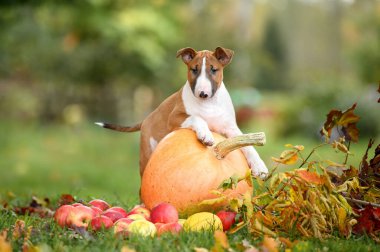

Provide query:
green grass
left=0, top=122, right=141, bottom=204
left=1, top=122, right=379, bottom=251
left=1, top=209, right=380, bottom=252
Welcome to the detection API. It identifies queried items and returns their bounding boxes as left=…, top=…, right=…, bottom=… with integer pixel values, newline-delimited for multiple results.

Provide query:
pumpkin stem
left=213, top=132, right=266, bottom=159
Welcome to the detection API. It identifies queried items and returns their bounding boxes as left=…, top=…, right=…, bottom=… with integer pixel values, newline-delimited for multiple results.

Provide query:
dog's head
left=176, top=47, right=234, bottom=99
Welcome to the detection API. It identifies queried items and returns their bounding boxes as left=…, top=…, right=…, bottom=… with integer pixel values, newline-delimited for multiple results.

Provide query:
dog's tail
left=95, top=122, right=141, bottom=132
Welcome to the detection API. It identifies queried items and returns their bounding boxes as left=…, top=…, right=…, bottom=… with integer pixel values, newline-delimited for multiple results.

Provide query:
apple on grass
left=90, top=206, right=103, bottom=216
left=156, top=222, right=182, bottom=236
left=113, top=218, right=134, bottom=237
left=66, top=205, right=96, bottom=228
left=54, top=205, right=75, bottom=227
left=150, top=203, right=178, bottom=224
left=127, top=220, right=157, bottom=237
left=216, top=210, right=237, bottom=231
left=89, top=199, right=110, bottom=211
left=102, top=209, right=125, bottom=223
left=128, top=205, right=151, bottom=220
left=107, top=207, right=128, bottom=218
left=90, top=215, right=113, bottom=231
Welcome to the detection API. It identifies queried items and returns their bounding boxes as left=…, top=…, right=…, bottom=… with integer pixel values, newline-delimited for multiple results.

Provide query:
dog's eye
left=210, top=66, right=218, bottom=74
left=190, top=67, right=198, bottom=75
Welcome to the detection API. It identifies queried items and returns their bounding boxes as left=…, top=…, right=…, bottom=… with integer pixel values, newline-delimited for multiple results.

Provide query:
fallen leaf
left=12, top=219, right=26, bottom=239
left=194, top=248, right=209, bottom=252
left=353, top=205, right=380, bottom=235
left=58, top=194, right=75, bottom=206
left=278, top=237, right=297, bottom=249
left=121, top=246, right=136, bottom=252
left=211, top=230, right=229, bottom=252
left=261, top=236, right=279, bottom=252
left=295, top=170, right=325, bottom=185
left=0, top=230, right=11, bottom=252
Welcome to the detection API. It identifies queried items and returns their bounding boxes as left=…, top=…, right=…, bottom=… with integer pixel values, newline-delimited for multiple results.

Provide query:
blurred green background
left=0, top=0, right=379, bottom=203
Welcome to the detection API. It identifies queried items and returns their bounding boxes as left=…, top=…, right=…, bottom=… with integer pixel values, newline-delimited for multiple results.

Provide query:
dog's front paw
left=249, top=158, right=268, bottom=179
left=196, top=129, right=215, bottom=146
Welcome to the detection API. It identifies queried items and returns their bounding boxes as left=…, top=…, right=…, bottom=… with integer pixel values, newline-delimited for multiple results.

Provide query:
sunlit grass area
left=0, top=122, right=141, bottom=204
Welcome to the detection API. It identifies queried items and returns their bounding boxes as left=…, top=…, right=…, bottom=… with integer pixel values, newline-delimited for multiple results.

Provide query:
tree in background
left=254, top=16, right=287, bottom=90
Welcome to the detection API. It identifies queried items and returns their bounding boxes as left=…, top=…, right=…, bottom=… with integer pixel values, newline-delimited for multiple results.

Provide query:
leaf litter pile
left=1, top=84, right=380, bottom=251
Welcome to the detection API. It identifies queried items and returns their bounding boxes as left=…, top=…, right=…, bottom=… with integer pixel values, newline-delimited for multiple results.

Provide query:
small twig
left=344, top=196, right=380, bottom=208
left=299, top=143, right=327, bottom=168
left=343, top=141, right=351, bottom=165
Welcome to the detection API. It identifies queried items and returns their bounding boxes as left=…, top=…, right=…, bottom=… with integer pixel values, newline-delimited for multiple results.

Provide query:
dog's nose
left=199, top=91, right=208, bottom=99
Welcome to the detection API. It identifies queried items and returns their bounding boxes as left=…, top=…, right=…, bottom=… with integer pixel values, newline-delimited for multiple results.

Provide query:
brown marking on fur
left=177, top=47, right=234, bottom=97
left=139, top=88, right=187, bottom=175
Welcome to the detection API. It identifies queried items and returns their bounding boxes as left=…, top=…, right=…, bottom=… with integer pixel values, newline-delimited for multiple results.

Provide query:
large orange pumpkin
left=141, top=129, right=265, bottom=217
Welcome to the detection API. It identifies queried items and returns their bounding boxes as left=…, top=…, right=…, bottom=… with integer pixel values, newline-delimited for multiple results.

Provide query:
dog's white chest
left=181, top=82, right=236, bottom=133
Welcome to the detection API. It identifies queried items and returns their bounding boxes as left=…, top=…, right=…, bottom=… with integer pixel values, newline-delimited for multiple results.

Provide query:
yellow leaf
left=269, top=173, right=287, bottom=189
left=295, top=145, right=305, bottom=151
left=337, top=207, right=347, bottom=234
left=332, top=141, right=351, bottom=154
left=252, top=219, right=276, bottom=237
left=0, top=231, right=11, bottom=252
left=198, top=196, right=226, bottom=207
left=278, top=237, right=297, bottom=249
left=243, top=191, right=253, bottom=219
left=211, top=230, right=229, bottom=252
left=229, top=198, right=242, bottom=213
left=244, top=169, right=253, bottom=187
left=121, top=246, right=136, bottom=252
left=272, top=152, right=298, bottom=165
left=194, top=248, right=209, bottom=252
left=228, top=221, right=247, bottom=234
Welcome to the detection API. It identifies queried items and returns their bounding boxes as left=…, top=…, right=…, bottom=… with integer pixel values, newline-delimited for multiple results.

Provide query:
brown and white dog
left=96, top=47, right=268, bottom=178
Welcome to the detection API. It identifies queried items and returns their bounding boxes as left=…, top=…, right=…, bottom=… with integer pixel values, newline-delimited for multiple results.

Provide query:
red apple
left=113, top=218, right=134, bottom=237
left=102, top=209, right=125, bottom=222
left=107, top=207, right=128, bottom=218
left=157, top=222, right=182, bottom=236
left=89, top=199, right=110, bottom=211
left=150, top=203, right=178, bottom=224
left=90, top=206, right=103, bottom=216
left=72, top=203, right=84, bottom=207
left=54, top=205, right=74, bottom=227
left=90, top=215, right=113, bottom=231
left=66, top=205, right=96, bottom=228
left=116, top=217, right=135, bottom=225
left=128, top=205, right=151, bottom=220
left=216, top=210, right=237, bottom=231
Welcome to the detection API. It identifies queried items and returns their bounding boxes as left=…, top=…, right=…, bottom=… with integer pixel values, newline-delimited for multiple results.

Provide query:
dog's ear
left=176, top=47, right=197, bottom=64
left=213, top=47, right=234, bottom=66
